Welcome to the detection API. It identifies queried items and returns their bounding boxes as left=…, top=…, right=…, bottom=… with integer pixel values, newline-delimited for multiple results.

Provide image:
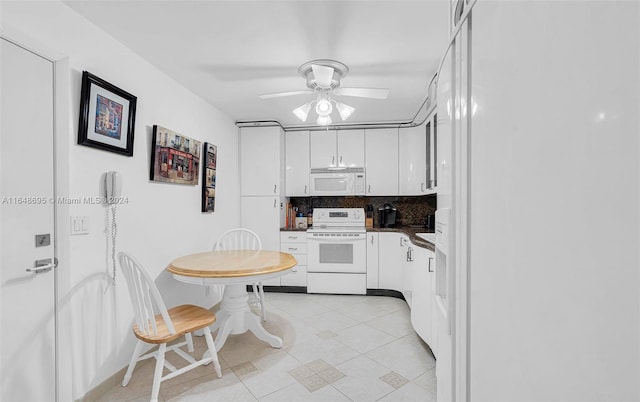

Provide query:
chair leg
left=259, top=282, right=267, bottom=321
left=150, top=343, right=166, bottom=402
left=203, top=327, right=222, bottom=378
left=251, top=282, right=260, bottom=305
left=122, top=340, right=144, bottom=386
left=185, top=332, right=194, bottom=352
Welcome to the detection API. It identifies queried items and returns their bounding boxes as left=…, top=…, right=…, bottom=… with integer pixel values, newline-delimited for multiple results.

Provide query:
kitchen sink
left=416, top=232, right=436, bottom=243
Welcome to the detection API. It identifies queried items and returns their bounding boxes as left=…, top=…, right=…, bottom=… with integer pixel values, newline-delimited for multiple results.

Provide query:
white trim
left=0, top=29, right=72, bottom=402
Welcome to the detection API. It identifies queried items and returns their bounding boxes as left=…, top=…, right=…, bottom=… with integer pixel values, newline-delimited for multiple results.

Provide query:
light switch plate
left=70, top=216, right=89, bottom=235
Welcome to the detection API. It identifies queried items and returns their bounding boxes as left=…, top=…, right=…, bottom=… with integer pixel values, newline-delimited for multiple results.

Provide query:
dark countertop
left=367, top=226, right=435, bottom=251
left=281, top=225, right=435, bottom=251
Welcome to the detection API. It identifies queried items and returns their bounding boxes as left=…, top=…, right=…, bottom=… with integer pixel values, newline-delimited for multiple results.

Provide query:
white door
left=285, top=131, right=310, bottom=196
left=336, top=129, right=364, bottom=167
left=240, top=126, right=282, bottom=196
left=0, top=38, right=57, bottom=401
left=435, top=41, right=454, bottom=402
left=240, top=196, right=281, bottom=285
left=365, top=128, right=399, bottom=196
left=310, top=130, right=337, bottom=168
left=399, top=124, right=427, bottom=195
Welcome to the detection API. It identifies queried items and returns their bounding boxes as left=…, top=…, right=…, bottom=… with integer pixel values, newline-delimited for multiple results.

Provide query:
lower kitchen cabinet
left=241, top=196, right=283, bottom=286
left=280, top=231, right=307, bottom=287
left=378, top=232, right=403, bottom=292
left=400, top=236, right=416, bottom=307
left=410, top=247, right=435, bottom=346
left=366, top=232, right=379, bottom=288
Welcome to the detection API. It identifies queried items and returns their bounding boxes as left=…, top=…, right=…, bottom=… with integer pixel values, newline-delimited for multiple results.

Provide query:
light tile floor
left=95, top=293, right=436, bottom=402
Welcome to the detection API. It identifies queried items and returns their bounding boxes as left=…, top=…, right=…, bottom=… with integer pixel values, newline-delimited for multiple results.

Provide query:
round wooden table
left=168, top=250, right=297, bottom=351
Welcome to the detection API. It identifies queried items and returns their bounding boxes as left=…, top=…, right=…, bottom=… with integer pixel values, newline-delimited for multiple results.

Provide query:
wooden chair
left=214, top=228, right=267, bottom=321
left=118, top=252, right=222, bottom=402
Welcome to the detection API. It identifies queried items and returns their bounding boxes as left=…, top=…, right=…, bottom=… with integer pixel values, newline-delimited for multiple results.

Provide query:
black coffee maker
left=378, top=204, right=397, bottom=228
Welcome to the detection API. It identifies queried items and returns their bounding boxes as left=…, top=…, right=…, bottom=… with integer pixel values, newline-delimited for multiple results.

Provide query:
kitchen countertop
left=280, top=225, right=435, bottom=251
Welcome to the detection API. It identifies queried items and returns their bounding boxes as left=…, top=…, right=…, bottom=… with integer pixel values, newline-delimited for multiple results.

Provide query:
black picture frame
left=201, top=142, right=217, bottom=212
left=77, top=71, right=137, bottom=156
left=150, top=125, right=201, bottom=185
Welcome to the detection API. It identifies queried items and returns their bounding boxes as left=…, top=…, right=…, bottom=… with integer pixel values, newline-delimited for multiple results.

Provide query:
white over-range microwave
left=309, top=168, right=365, bottom=196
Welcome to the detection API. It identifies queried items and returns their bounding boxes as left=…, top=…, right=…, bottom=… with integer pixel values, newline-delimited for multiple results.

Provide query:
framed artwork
left=150, top=125, right=201, bottom=185
left=77, top=71, right=137, bottom=156
left=202, top=142, right=217, bottom=212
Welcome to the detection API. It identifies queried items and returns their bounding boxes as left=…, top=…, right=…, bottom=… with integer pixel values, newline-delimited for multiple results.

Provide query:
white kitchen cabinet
left=410, top=246, right=434, bottom=346
left=285, top=131, right=310, bottom=196
left=399, top=124, right=428, bottom=195
left=425, top=111, right=438, bottom=192
left=240, top=197, right=283, bottom=286
left=240, top=126, right=284, bottom=196
left=280, top=231, right=307, bottom=287
left=400, top=236, right=416, bottom=307
left=378, top=232, right=403, bottom=291
left=366, top=232, right=379, bottom=289
left=365, top=128, right=399, bottom=195
left=337, top=129, right=365, bottom=167
left=310, top=129, right=364, bottom=168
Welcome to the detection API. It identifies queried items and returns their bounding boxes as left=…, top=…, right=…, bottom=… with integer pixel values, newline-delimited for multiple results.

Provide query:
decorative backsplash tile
left=289, top=195, right=436, bottom=228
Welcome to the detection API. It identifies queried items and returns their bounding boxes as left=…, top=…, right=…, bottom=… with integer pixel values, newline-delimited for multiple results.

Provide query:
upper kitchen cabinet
left=426, top=111, right=438, bottom=192
left=399, top=124, right=428, bottom=195
left=285, top=131, right=310, bottom=196
left=365, top=128, right=399, bottom=195
left=310, top=130, right=364, bottom=168
left=240, top=126, right=285, bottom=196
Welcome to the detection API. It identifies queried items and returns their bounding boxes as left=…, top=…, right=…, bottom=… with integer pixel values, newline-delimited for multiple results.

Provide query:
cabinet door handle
left=340, top=155, right=343, bottom=165
left=273, top=184, right=277, bottom=194
left=288, top=247, right=297, bottom=251
left=371, top=235, right=374, bottom=245
left=331, top=155, right=335, bottom=165
left=428, top=257, right=434, bottom=272
left=421, top=182, right=425, bottom=192
left=304, top=185, right=307, bottom=194
left=273, top=199, right=276, bottom=208
left=368, top=184, right=371, bottom=194
left=408, top=247, right=413, bottom=262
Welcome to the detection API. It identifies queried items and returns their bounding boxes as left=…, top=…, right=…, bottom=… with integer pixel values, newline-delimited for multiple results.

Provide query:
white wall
left=469, top=1, right=639, bottom=401
left=1, top=1, right=240, bottom=399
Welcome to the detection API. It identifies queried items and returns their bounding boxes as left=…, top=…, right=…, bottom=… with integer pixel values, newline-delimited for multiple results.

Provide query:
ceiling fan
left=259, top=59, right=389, bottom=125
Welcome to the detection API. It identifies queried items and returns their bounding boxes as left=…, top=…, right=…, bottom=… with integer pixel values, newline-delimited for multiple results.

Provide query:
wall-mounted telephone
left=103, top=171, right=122, bottom=204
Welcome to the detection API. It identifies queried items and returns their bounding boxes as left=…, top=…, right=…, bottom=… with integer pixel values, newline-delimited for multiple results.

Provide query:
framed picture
left=150, top=125, right=201, bottom=185
left=77, top=71, right=137, bottom=156
left=202, top=142, right=217, bottom=212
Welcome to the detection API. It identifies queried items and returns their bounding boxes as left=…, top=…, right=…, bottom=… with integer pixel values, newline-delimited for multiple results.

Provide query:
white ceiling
left=64, top=0, right=450, bottom=128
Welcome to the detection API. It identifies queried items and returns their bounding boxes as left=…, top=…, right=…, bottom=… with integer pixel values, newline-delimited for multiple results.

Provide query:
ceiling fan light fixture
left=292, top=102, right=311, bottom=122
left=315, top=97, right=333, bottom=116
left=335, top=101, right=355, bottom=121
left=317, top=115, right=332, bottom=126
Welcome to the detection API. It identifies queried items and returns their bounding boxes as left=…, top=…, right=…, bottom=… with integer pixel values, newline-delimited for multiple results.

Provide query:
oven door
left=307, top=232, right=366, bottom=273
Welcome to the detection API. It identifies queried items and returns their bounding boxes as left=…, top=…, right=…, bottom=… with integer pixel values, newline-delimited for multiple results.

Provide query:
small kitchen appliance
left=378, top=204, right=397, bottom=228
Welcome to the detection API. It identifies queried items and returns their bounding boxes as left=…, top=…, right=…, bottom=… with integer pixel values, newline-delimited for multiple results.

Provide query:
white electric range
left=307, top=208, right=367, bottom=294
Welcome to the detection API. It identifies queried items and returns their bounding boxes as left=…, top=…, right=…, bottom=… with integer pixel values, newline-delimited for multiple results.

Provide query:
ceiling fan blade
left=333, top=87, right=389, bottom=99
left=259, top=90, right=313, bottom=99
left=312, top=64, right=335, bottom=87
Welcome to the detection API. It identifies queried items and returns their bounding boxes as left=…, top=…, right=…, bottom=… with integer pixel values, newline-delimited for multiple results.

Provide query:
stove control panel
left=312, top=208, right=365, bottom=227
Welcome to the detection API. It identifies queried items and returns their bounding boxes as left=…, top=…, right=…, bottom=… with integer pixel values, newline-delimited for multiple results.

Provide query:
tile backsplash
left=289, top=195, right=436, bottom=228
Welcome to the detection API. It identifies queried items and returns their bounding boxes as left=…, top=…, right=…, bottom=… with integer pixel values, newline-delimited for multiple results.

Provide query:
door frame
left=1, top=27, right=72, bottom=402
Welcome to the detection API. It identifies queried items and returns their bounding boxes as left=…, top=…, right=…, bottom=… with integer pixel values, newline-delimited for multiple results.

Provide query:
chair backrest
left=214, top=228, right=262, bottom=251
left=118, top=252, right=176, bottom=336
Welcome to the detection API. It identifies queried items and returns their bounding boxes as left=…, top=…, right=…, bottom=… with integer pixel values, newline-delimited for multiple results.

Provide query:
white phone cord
left=110, top=204, right=118, bottom=285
